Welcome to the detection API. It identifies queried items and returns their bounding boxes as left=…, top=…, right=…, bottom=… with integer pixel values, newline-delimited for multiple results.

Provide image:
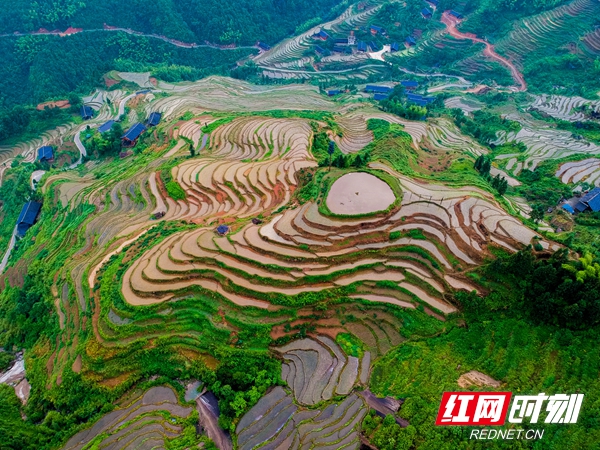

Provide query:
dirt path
left=441, top=11, right=527, bottom=92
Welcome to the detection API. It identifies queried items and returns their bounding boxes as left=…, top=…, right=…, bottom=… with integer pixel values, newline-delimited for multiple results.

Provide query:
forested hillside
left=0, top=0, right=346, bottom=44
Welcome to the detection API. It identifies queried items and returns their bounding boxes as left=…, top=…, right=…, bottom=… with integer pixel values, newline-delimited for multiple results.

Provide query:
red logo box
left=436, top=392, right=512, bottom=426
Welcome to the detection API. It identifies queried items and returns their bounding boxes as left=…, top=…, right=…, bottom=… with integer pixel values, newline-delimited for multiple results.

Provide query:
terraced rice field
left=556, top=158, right=600, bottom=186
left=62, top=386, right=195, bottom=450
left=120, top=145, right=555, bottom=313
left=494, top=0, right=600, bottom=65
left=237, top=336, right=369, bottom=449
left=494, top=123, right=600, bottom=175
left=531, top=95, right=600, bottom=122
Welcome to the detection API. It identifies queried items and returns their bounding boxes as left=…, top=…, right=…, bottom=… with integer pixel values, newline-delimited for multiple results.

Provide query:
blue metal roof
left=37, top=146, right=53, bottom=161
left=422, top=8, right=432, bottom=17
left=122, top=123, right=146, bottom=141
left=406, top=36, right=417, bottom=45
left=357, top=41, right=367, bottom=52
left=390, top=42, right=400, bottom=52
left=582, top=187, right=600, bottom=212
left=365, top=85, right=392, bottom=93
left=258, top=42, right=270, bottom=50
left=148, top=112, right=162, bottom=126
left=17, top=201, right=42, bottom=237
left=401, top=80, right=419, bottom=87
left=428, top=0, right=439, bottom=5
left=81, top=105, right=94, bottom=119
left=98, top=120, right=115, bottom=133
left=334, top=38, right=348, bottom=44
left=374, top=93, right=390, bottom=101
left=561, top=204, right=575, bottom=214
left=216, top=225, right=229, bottom=234
left=450, top=10, right=464, bottom=18
left=370, top=25, right=383, bottom=32
left=327, top=90, right=341, bottom=96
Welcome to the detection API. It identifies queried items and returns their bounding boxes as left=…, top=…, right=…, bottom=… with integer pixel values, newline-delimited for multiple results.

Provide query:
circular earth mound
left=326, top=172, right=395, bottom=215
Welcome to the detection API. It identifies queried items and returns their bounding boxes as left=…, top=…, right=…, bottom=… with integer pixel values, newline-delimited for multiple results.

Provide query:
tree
left=530, top=203, right=545, bottom=223
left=189, top=144, right=195, bottom=157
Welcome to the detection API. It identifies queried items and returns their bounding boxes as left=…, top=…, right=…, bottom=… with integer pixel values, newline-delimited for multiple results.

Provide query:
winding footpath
left=441, top=11, right=527, bottom=92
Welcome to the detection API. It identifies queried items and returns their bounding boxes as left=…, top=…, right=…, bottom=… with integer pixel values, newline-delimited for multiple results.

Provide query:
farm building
left=313, top=29, right=329, bottom=40
left=407, top=93, right=435, bottom=106
left=37, top=146, right=54, bottom=162
left=333, top=45, right=352, bottom=54
left=334, top=38, right=348, bottom=45
left=147, top=112, right=162, bottom=126
left=450, top=10, right=464, bottom=19
left=561, top=203, right=576, bottom=214
left=16, top=201, right=42, bottom=238
left=575, top=187, right=600, bottom=212
left=98, top=120, right=115, bottom=133
left=122, top=123, right=146, bottom=147
left=81, top=105, right=94, bottom=120
left=365, top=85, right=392, bottom=94
left=369, top=41, right=380, bottom=52
left=422, top=8, right=432, bottom=19
left=427, top=0, right=439, bottom=6
left=390, top=42, right=400, bottom=52
left=405, top=36, right=417, bottom=46
left=317, top=45, right=331, bottom=56
left=327, top=89, right=342, bottom=96
left=374, top=93, right=390, bottom=101
left=357, top=41, right=368, bottom=52
left=216, top=225, right=229, bottom=235
left=401, top=80, right=419, bottom=89
left=370, top=25, right=385, bottom=35
left=257, top=42, right=271, bottom=51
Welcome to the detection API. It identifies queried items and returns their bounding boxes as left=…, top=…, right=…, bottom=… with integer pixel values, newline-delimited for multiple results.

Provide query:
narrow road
left=441, top=11, right=527, bottom=92
left=0, top=28, right=258, bottom=51
left=0, top=226, right=17, bottom=274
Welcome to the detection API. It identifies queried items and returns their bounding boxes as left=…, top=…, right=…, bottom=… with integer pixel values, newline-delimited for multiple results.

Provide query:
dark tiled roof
left=122, top=123, right=146, bottom=141
left=37, top=146, right=53, bottom=161
left=216, top=225, right=229, bottom=234
left=357, top=41, right=367, bottom=52
left=422, top=8, right=432, bottom=17
left=98, top=120, right=115, bottom=133
left=390, top=42, right=400, bottom=52
left=257, top=42, right=271, bottom=50
left=17, top=201, right=42, bottom=237
left=406, top=36, right=417, bottom=45
left=327, top=90, right=342, bottom=96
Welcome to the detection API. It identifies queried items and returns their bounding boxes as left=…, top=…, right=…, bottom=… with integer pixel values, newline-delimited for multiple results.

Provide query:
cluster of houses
left=362, top=82, right=434, bottom=106
left=561, top=187, right=600, bottom=214
left=121, top=112, right=162, bottom=148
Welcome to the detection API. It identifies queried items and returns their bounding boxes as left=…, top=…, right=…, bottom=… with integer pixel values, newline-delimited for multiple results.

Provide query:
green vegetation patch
left=335, top=332, right=364, bottom=358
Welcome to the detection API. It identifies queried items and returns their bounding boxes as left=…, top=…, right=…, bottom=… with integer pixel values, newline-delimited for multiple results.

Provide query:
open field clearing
left=62, top=386, right=195, bottom=450
left=326, top=172, right=396, bottom=215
